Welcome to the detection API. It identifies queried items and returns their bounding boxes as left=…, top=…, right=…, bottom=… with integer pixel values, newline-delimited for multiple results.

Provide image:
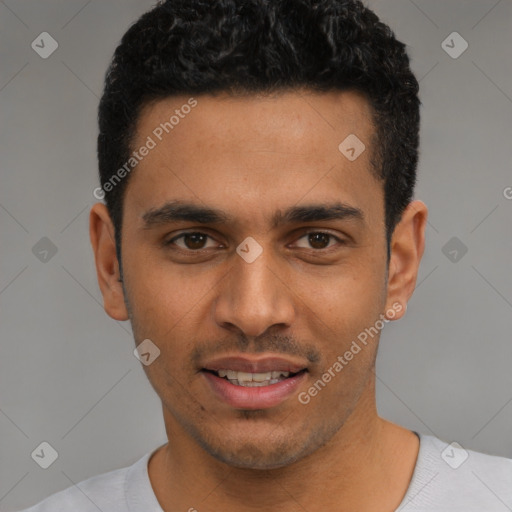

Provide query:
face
left=91, top=89, right=421, bottom=470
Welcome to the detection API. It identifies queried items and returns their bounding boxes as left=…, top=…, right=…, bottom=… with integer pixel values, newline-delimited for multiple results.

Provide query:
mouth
left=200, top=355, right=309, bottom=410
left=202, top=368, right=307, bottom=387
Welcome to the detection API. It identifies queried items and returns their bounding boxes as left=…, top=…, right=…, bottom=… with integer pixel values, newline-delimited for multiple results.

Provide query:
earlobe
left=384, top=200, right=428, bottom=321
left=89, top=203, right=129, bottom=321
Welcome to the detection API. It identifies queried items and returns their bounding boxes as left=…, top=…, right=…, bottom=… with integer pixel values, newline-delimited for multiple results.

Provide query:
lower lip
left=201, top=371, right=307, bottom=410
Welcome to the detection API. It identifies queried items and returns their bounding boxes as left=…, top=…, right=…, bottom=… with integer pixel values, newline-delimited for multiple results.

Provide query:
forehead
left=138, top=88, right=373, bottom=153
left=125, top=89, right=383, bottom=229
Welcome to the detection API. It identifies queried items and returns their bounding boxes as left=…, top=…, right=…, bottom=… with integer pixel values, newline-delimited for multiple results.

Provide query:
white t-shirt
left=17, top=433, right=512, bottom=511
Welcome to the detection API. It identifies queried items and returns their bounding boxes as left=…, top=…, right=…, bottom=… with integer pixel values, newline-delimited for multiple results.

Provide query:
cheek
left=293, top=266, right=387, bottom=380
left=299, top=260, right=386, bottom=321
left=123, top=256, right=219, bottom=355
left=124, top=243, right=195, bottom=306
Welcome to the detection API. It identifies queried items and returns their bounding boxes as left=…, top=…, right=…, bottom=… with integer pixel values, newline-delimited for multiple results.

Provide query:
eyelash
left=165, top=230, right=344, bottom=253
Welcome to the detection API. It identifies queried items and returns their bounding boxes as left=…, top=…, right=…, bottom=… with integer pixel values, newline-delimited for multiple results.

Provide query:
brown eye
left=294, top=231, right=340, bottom=250
left=167, top=232, right=217, bottom=251
left=308, top=232, right=331, bottom=249
left=183, top=233, right=208, bottom=249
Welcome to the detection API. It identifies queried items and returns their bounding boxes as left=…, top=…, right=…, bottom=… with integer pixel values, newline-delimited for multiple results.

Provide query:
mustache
left=190, top=333, right=321, bottom=367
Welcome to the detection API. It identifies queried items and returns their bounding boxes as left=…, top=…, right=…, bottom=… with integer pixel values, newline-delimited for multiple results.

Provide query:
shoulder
left=403, top=434, right=512, bottom=510
left=17, top=453, right=152, bottom=512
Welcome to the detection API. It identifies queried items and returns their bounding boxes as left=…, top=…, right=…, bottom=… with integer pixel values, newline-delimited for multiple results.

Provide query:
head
left=91, top=0, right=427, bottom=470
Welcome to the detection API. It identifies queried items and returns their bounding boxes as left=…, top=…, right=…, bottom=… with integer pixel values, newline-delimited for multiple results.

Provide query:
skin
left=90, top=89, right=427, bottom=511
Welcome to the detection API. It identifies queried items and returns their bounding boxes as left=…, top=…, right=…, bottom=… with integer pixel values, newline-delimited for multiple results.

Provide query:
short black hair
left=97, top=0, right=420, bottom=267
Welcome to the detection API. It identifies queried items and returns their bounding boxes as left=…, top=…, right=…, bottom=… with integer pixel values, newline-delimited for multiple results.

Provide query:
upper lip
left=202, top=355, right=308, bottom=374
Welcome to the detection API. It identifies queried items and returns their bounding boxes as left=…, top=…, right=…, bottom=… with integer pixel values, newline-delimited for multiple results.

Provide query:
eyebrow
left=142, top=200, right=364, bottom=229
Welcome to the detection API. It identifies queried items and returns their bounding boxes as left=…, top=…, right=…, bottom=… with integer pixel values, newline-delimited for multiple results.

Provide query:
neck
left=148, top=375, right=419, bottom=512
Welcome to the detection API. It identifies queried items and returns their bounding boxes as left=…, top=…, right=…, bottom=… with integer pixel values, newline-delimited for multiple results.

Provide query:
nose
left=213, top=245, right=295, bottom=338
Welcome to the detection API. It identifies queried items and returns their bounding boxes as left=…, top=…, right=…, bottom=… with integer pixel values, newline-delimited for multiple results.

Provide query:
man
left=20, top=0, right=511, bottom=511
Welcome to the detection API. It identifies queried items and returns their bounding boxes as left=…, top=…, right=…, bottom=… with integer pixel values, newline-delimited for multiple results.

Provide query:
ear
left=384, top=200, right=428, bottom=320
left=89, top=203, right=129, bottom=321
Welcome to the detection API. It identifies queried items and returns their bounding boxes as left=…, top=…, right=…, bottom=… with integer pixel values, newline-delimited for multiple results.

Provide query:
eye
left=165, top=230, right=344, bottom=254
left=293, top=231, right=342, bottom=250
left=166, top=232, right=220, bottom=251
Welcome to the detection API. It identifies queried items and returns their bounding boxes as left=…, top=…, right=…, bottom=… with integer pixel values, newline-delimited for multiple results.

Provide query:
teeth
left=228, top=378, right=283, bottom=387
left=236, top=371, right=254, bottom=383
left=251, top=372, right=272, bottom=382
left=216, top=369, right=291, bottom=385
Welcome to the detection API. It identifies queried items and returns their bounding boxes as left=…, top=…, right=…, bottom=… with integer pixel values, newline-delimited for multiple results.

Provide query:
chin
left=194, top=424, right=331, bottom=470
left=205, top=440, right=306, bottom=470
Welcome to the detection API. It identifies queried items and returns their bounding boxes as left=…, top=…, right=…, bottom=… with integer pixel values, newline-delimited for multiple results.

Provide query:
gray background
left=1, top=0, right=511, bottom=510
